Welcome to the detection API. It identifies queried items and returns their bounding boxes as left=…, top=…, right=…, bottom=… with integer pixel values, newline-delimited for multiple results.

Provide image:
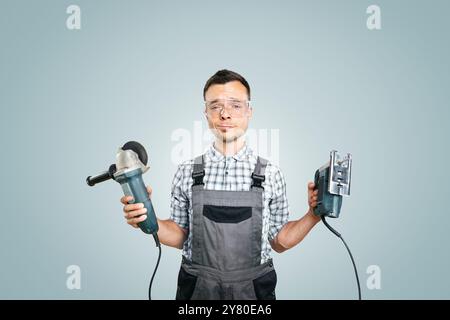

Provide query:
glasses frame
left=204, top=98, right=251, bottom=117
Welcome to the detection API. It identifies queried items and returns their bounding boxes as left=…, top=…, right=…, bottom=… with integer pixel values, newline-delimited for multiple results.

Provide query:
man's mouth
left=217, top=124, right=234, bottom=129
left=216, top=125, right=234, bottom=132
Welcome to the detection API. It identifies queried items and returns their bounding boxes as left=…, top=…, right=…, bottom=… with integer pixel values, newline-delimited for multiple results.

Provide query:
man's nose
left=220, top=108, right=232, bottom=119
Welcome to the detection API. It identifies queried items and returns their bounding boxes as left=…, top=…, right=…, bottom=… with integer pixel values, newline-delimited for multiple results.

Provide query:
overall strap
left=192, top=155, right=205, bottom=187
left=251, top=156, right=268, bottom=190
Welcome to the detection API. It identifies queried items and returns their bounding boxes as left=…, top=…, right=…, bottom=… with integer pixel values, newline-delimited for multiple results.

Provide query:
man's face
left=204, top=81, right=252, bottom=144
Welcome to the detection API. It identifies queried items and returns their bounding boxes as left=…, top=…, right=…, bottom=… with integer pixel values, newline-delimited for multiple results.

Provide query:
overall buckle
left=251, top=173, right=265, bottom=189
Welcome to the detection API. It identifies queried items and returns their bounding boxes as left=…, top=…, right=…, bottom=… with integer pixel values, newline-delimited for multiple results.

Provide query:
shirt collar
left=206, top=142, right=252, bottom=162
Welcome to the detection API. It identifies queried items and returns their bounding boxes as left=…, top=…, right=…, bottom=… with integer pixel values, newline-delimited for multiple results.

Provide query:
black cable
left=321, top=216, right=361, bottom=300
left=148, top=234, right=161, bottom=300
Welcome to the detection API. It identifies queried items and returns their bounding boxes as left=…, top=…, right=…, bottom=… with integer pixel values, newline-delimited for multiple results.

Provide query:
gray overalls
left=175, top=155, right=277, bottom=300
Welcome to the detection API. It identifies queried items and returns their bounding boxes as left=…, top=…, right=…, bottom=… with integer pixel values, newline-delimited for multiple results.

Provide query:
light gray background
left=1, top=0, right=449, bottom=299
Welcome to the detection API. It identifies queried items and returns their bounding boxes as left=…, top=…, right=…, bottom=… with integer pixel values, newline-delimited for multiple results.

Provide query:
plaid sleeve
left=268, top=167, right=290, bottom=240
left=169, top=164, right=189, bottom=229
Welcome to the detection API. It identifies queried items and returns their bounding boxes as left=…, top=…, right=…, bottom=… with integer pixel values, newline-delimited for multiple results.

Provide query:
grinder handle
left=121, top=173, right=159, bottom=235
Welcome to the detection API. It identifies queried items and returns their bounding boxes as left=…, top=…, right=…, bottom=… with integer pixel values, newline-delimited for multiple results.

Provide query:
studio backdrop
left=0, top=0, right=449, bottom=299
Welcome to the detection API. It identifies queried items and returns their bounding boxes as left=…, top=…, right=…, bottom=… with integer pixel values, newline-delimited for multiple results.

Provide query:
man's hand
left=307, top=181, right=318, bottom=209
left=120, top=185, right=153, bottom=228
left=307, top=181, right=321, bottom=222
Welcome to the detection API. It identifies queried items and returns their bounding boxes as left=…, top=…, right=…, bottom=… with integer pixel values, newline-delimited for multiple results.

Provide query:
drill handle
left=86, top=164, right=117, bottom=186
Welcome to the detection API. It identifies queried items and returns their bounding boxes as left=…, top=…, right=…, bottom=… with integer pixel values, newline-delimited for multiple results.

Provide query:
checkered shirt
left=170, top=143, right=290, bottom=264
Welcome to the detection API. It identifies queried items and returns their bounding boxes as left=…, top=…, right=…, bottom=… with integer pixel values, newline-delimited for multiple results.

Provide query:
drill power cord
left=321, top=216, right=361, bottom=300
left=148, top=234, right=161, bottom=300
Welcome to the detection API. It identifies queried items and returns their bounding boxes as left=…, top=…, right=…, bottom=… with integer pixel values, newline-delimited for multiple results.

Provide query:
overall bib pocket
left=203, top=205, right=252, bottom=223
left=202, top=205, right=254, bottom=271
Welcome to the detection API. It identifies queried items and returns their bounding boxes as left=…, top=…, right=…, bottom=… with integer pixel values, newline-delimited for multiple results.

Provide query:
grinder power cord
left=86, top=141, right=161, bottom=300
left=313, top=150, right=361, bottom=300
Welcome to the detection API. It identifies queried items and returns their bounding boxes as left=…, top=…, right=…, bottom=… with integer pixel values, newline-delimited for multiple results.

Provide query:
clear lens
left=205, top=99, right=249, bottom=117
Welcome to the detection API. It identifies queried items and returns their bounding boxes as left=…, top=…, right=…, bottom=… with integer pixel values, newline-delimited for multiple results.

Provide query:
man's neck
left=214, top=137, right=246, bottom=157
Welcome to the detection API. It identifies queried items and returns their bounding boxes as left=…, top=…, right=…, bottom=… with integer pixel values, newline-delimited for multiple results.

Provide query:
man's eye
left=233, top=104, right=243, bottom=109
left=210, top=105, right=221, bottom=110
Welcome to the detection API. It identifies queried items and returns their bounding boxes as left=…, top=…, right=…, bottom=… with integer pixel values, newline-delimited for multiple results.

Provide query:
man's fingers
left=120, top=195, right=134, bottom=205
left=308, top=182, right=318, bottom=208
left=123, top=203, right=144, bottom=213
left=124, top=208, right=147, bottom=219
left=127, top=214, right=147, bottom=225
left=309, top=195, right=318, bottom=201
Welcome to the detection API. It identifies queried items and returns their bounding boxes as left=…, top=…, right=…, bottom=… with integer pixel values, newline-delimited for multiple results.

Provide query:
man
left=120, top=69, right=320, bottom=300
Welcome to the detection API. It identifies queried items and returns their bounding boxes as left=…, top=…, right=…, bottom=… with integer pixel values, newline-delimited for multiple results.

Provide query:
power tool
left=313, top=150, right=351, bottom=218
left=313, top=150, right=361, bottom=300
left=86, top=141, right=161, bottom=300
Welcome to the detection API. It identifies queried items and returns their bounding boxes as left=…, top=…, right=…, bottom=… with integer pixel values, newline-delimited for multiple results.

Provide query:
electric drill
left=86, top=141, right=159, bottom=241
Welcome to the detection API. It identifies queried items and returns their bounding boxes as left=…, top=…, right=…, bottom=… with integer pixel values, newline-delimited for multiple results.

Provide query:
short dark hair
left=203, top=69, right=251, bottom=100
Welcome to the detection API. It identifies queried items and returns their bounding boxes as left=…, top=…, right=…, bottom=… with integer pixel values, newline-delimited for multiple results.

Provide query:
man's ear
left=248, top=106, right=253, bottom=120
